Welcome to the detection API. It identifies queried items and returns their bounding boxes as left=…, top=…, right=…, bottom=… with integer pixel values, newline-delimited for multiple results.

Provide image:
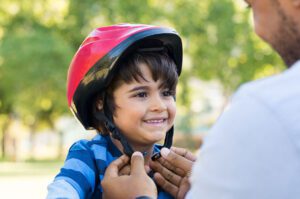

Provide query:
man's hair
left=91, top=51, right=179, bottom=135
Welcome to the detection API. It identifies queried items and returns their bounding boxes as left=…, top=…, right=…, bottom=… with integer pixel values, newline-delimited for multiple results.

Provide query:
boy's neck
left=110, top=135, right=154, bottom=165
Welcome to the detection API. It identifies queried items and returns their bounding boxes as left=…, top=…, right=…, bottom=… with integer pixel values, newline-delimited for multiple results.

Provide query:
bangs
left=111, top=51, right=178, bottom=91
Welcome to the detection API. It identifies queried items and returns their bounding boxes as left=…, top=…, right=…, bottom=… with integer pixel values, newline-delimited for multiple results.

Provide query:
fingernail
left=132, top=151, right=143, bottom=157
left=161, top=148, right=170, bottom=157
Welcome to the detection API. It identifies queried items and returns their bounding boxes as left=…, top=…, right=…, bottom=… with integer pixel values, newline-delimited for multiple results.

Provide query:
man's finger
left=161, top=148, right=193, bottom=174
left=177, top=177, right=191, bottom=199
left=105, top=155, right=130, bottom=178
left=156, top=156, right=185, bottom=177
left=130, top=151, right=146, bottom=175
left=119, top=164, right=131, bottom=175
left=171, top=147, right=197, bottom=162
left=150, top=160, right=181, bottom=186
left=154, top=172, right=178, bottom=197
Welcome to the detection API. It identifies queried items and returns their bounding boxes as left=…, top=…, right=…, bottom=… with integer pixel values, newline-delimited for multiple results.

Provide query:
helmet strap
left=105, top=119, right=134, bottom=156
left=163, top=126, right=174, bottom=148
left=94, top=93, right=135, bottom=156
left=151, top=126, right=174, bottom=160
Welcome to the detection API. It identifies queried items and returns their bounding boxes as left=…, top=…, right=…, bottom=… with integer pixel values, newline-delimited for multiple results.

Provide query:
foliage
left=0, top=0, right=285, bottom=159
left=0, top=13, right=73, bottom=128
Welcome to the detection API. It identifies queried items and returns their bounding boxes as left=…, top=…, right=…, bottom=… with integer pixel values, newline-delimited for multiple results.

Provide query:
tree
left=0, top=12, right=73, bottom=159
left=0, top=0, right=286, bottom=159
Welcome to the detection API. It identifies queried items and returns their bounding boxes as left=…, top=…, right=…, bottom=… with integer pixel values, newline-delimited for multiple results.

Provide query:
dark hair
left=91, top=51, right=179, bottom=135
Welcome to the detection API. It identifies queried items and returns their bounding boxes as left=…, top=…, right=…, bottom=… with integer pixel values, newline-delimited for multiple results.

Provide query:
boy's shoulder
left=67, top=134, right=122, bottom=165
left=69, top=134, right=109, bottom=152
left=66, top=134, right=111, bottom=161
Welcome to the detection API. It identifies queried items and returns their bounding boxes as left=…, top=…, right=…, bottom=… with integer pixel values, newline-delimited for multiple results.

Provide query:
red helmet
left=67, top=23, right=182, bottom=130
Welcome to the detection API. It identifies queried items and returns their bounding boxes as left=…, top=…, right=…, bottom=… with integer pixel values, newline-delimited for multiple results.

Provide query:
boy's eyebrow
left=128, top=86, right=149, bottom=93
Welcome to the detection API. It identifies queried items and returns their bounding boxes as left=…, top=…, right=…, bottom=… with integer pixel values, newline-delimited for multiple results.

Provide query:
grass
left=0, top=161, right=63, bottom=177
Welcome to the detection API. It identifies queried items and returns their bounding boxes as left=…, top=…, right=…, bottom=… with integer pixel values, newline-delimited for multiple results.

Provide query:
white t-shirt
left=187, top=61, right=300, bottom=199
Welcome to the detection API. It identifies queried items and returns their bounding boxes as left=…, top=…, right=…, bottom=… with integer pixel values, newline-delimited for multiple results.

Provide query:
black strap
left=105, top=120, right=134, bottom=156
left=101, top=92, right=135, bottom=156
left=151, top=126, right=174, bottom=161
left=135, top=196, right=154, bottom=199
left=163, top=126, right=173, bottom=148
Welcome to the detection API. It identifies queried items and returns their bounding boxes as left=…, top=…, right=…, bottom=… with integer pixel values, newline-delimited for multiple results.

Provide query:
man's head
left=245, top=0, right=300, bottom=66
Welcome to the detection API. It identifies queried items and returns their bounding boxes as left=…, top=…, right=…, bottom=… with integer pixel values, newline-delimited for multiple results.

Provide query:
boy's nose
left=149, top=95, right=167, bottom=112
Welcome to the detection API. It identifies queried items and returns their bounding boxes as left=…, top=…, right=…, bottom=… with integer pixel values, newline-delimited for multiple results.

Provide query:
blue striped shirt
left=47, top=134, right=173, bottom=199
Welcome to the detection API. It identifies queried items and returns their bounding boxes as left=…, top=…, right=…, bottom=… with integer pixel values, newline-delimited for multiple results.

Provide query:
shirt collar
left=288, top=59, right=300, bottom=73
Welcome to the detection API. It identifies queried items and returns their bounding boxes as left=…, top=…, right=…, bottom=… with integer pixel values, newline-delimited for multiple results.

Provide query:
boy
left=47, top=23, right=182, bottom=199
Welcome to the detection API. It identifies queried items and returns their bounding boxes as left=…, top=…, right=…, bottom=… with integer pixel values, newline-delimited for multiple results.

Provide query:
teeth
left=146, top=119, right=165, bottom=123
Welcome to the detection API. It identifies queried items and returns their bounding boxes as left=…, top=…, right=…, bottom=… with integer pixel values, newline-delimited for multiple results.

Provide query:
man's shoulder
left=236, top=64, right=300, bottom=105
left=232, top=64, right=300, bottom=133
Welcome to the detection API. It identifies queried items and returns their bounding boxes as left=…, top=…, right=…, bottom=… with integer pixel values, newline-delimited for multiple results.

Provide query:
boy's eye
left=135, top=92, right=147, bottom=98
left=162, top=90, right=175, bottom=97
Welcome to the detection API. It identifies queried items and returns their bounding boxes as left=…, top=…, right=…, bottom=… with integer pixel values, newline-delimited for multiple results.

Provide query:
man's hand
left=150, top=147, right=196, bottom=199
left=102, top=152, right=157, bottom=199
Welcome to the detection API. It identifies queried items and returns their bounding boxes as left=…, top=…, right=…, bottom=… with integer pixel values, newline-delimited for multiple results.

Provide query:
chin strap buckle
left=151, top=152, right=161, bottom=160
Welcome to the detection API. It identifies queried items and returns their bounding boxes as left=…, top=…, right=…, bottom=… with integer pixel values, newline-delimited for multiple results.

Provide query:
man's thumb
left=131, top=151, right=146, bottom=175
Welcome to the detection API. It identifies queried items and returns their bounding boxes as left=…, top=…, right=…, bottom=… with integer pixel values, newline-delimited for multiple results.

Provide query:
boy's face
left=112, top=63, right=176, bottom=148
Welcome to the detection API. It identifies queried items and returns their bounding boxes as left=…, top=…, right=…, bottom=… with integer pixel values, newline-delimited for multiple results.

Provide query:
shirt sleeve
left=47, top=179, right=80, bottom=199
left=46, top=140, right=98, bottom=199
left=186, top=89, right=299, bottom=199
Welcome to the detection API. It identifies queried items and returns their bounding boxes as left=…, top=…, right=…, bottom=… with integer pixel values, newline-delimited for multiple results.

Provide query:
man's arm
left=186, top=91, right=294, bottom=199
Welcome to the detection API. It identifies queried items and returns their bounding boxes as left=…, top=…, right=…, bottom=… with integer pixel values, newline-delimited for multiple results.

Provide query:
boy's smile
left=142, top=116, right=169, bottom=130
left=112, top=63, right=176, bottom=149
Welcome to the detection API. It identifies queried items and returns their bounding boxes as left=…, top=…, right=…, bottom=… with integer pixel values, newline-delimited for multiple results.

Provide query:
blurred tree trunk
left=28, top=123, right=37, bottom=160
left=57, top=130, right=64, bottom=160
left=0, top=114, right=12, bottom=159
left=1, top=121, right=8, bottom=159
left=49, top=118, right=64, bottom=160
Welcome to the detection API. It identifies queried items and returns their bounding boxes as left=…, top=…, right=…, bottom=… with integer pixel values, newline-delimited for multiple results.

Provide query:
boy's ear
left=96, top=99, right=104, bottom=111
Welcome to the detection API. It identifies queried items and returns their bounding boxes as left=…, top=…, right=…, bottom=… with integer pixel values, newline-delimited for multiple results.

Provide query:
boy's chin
left=145, top=132, right=166, bottom=144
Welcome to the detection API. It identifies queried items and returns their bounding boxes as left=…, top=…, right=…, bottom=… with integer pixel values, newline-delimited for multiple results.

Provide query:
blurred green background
left=0, top=0, right=283, bottom=198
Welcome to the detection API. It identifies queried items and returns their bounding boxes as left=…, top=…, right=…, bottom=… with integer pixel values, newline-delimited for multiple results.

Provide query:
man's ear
left=292, top=0, right=300, bottom=7
left=96, top=99, right=104, bottom=111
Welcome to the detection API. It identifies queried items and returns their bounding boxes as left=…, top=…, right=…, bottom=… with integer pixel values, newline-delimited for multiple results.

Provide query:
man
left=102, top=0, right=300, bottom=198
